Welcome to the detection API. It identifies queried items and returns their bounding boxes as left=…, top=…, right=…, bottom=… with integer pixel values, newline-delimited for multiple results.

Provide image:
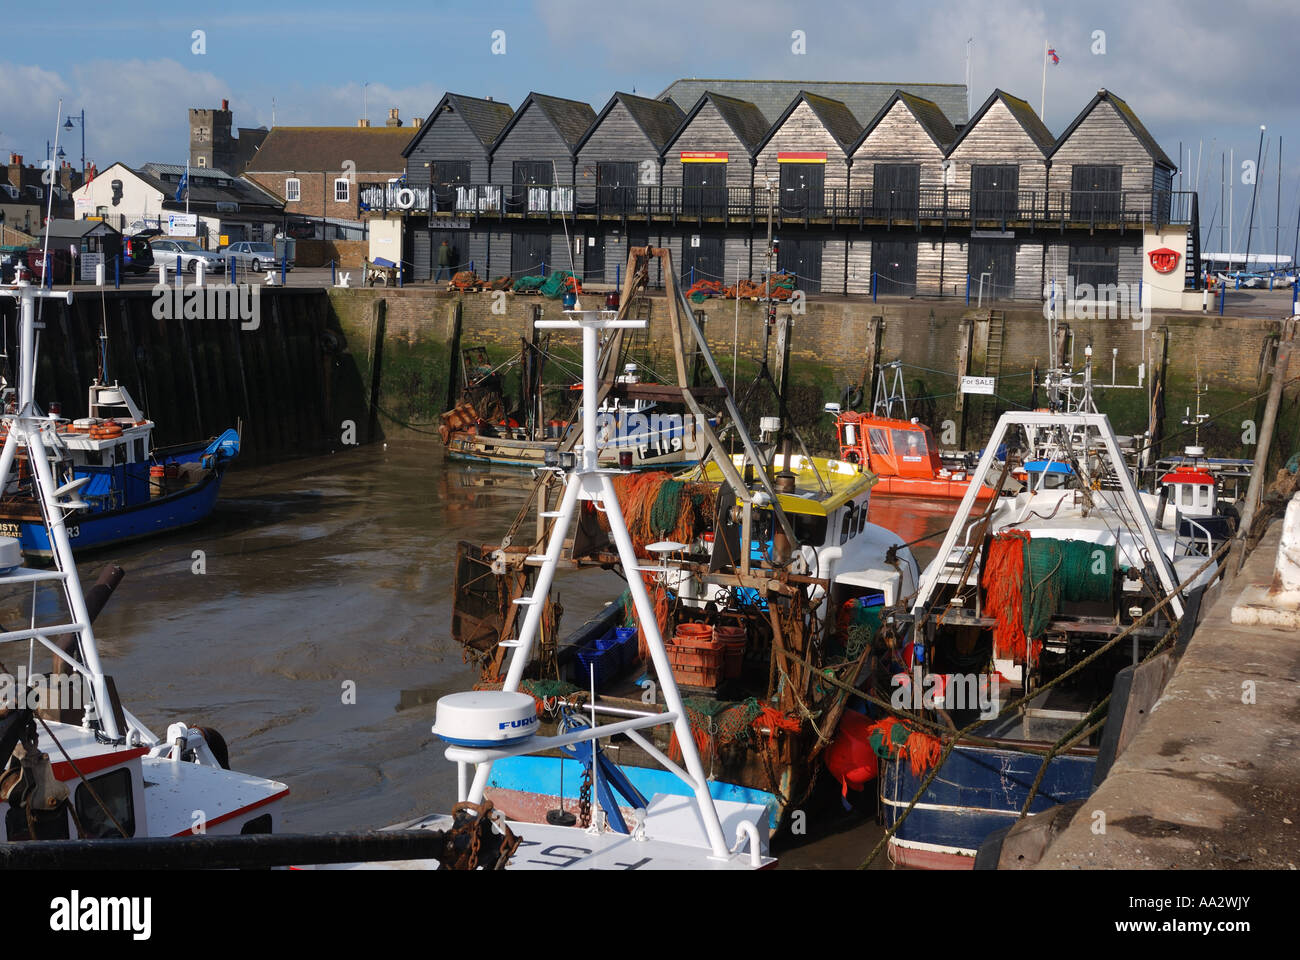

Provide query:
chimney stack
left=386, top=107, right=402, bottom=127
left=412, top=117, right=423, bottom=129
left=222, top=98, right=229, bottom=111
left=7, top=153, right=20, bottom=166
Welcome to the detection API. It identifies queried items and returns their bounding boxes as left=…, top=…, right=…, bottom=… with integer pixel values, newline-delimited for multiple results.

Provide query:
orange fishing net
left=982, top=530, right=1043, bottom=664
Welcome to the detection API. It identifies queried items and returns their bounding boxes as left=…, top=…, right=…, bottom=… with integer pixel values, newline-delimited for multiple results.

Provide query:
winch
left=432, top=691, right=539, bottom=747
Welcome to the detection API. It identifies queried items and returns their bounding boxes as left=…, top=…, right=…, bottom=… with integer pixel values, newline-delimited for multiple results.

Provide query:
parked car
left=150, top=238, right=224, bottom=275
left=222, top=241, right=292, bottom=273
left=123, top=234, right=154, bottom=275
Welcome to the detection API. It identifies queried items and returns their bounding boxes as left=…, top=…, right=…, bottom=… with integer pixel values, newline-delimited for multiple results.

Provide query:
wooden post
left=366, top=298, right=386, bottom=444
left=1239, top=335, right=1295, bottom=540
left=1145, top=327, right=1169, bottom=468
left=444, top=299, right=463, bottom=413
left=862, top=315, right=884, bottom=409
left=956, top=317, right=973, bottom=449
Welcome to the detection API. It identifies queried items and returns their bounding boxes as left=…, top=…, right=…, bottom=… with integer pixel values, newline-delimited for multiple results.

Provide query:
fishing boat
left=871, top=386, right=1221, bottom=869
left=440, top=341, right=710, bottom=470
left=312, top=298, right=777, bottom=869
left=0, top=274, right=287, bottom=844
left=0, top=379, right=239, bottom=557
left=447, top=248, right=919, bottom=840
left=829, top=408, right=995, bottom=500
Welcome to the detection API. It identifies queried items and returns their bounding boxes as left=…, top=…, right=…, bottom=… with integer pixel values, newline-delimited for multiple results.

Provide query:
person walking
left=436, top=239, right=452, bottom=282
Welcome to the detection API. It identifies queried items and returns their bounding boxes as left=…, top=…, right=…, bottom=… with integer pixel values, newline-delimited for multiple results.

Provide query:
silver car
left=151, top=238, right=225, bottom=275
left=222, top=241, right=292, bottom=273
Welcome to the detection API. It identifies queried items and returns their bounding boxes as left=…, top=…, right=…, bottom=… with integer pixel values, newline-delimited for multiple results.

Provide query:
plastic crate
left=666, top=634, right=724, bottom=689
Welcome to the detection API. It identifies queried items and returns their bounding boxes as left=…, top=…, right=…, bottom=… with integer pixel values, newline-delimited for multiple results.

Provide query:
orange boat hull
left=872, top=476, right=995, bottom=500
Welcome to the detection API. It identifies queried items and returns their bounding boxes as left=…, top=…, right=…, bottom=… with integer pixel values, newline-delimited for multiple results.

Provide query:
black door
left=596, top=162, right=638, bottom=214
left=871, top=239, right=917, bottom=295
left=780, top=163, right=825, bottom=217
left=430, top=160, right=470, bottom=213
left=682, top=163, right=727, bottom=217
left=778, top=235, right=822, bottom=292
left=1068, top=242, right=1119, bottom=289
left=585, top=232, right=605, bottom=282
left=511, top=230, right=551, bottom=277
left=873, top=164, right=920, bottom=218
left=429, top=228, right=463, bottom=279
left=1070, top=165, right=1121, bottom=221
left=512, top=160, right=552, bottom=213
left=682, top=234, right=724, bottom=285
left=967, top=238, right=1016, bottom=299
left=971, top=164, right=1019, bottom=221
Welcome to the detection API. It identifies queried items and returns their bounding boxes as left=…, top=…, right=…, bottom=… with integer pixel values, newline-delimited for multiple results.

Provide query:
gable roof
left=946, top=89, right=1055, bottom=156
left=851, top=89, right=957, bottom=154
left=578, top=92, right=685, bottom=154
left=493, top=92, right=597, bottom=155
left=401, top=92, right=515, bottom=158
left=45, top=218, right=118, bottom=239
left=1048, top=89, right=1175, bottom=169
left=756, top=91, right=861, bottom=154
left=656, top=79, right=968, bottom=126
left=136, top=163, right=284, bottom=210
left=244, top=126, right=409, bottom=173
left=666, top=91, right=770, bottom=156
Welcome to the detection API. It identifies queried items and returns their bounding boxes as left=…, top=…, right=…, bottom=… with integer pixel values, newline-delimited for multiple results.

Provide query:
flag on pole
left=174, top=169, right=189, bottom=203
left=1047, top=47, right=1060, bottom=64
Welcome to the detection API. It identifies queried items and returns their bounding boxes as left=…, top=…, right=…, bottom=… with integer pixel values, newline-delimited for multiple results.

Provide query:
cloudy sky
left=3, top=0, right=1297, bottom=255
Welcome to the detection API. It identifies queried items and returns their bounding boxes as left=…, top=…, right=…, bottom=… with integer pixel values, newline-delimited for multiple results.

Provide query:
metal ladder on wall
left=1185, top=193, right=1202, bottom=290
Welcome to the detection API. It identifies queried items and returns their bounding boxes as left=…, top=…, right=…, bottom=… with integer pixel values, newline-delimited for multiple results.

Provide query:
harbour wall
left=4, top=284, right=1288, bottom=465
left=328, top=287, right=1292, bottom=457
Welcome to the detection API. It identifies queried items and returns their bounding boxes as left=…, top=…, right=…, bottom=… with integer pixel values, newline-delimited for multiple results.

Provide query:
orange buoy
left=824, top=710, right=879, bottom=798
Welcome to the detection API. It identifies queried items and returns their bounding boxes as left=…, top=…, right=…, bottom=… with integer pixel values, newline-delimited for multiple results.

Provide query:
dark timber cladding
left=945, top=89, right=1055, bottom=299
left=488, top=92, right=596, bottom=275
left=753, top=93, right=861, bottom=293
left=1047, top=89, right=1177, bottom=221
left=846, top=91, right=956, bottom=295
left=403, top=93, right=514, bottom=280
left=575, top=93, right=684, bottom=282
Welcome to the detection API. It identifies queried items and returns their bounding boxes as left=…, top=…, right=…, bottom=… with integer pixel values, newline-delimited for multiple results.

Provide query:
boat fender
left=824, top=710, right=878, bottom=802
left=192, top=726, right=231, bottom=769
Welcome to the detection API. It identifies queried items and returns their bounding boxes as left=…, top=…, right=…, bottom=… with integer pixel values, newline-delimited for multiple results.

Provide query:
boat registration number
left=0, top=522, right=78, bottom=539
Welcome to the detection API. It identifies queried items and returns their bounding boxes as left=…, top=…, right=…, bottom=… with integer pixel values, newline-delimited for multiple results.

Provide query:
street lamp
left=63, top=110, right=86, bottom=178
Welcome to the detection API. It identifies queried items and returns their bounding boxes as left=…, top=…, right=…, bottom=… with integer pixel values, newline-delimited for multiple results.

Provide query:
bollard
left=1220, top=282, right=1226, bottom=316
left=159, top=262, right=168, bottom=286
left=470, top=259, right=475, bottom=276
left=231, top=256, right=237, bottom=285
left=965, top=273, right=970, bottom=305
left=1293, top=282, right=1298, bottom=316
left=331, top=259, right=336, bottom=286
left=1202, top=286, right=1209, bottom=312
left=281, top=254, right=287, bottom=286
left=95, top=262, right=105, bottom=286
left=196, top=261, right=205, bottom=287
left=1138, top=279, right=1143, bottom=312
left=45, top=255, right=52, bottom=289
left=541, top=260, right=546, bottom=277
left=397, top=260, right=403, bottom=288
left=616, top=263, right=621, bottom=290
left=872, top=272, right=878, bottom=303
left=690, top=266, right=695, bottom=288
left=114, top=254, right=120, bottom=290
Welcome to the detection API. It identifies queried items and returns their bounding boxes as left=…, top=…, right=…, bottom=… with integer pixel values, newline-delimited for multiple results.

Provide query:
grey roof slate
left=655, top=79, right=967, bottom=126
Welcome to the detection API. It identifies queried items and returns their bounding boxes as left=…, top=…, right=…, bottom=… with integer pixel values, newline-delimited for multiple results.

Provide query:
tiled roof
left=402, top=93, right=514, bottom=159
left=700, top=92, right=771, bottom=154
left=136, top=163, right=283, bottom=209
left=1049, top=89, right=1175, bottom=169
left=853, top=90, right=957, bottom=153
left=656, top=79, right=968, bottom=126
left=507, top=93, right=598, bottom=152
left=617, top=93, right=686, bottom=151
left=947, top=89, right=1055, bottom=155
left=244, top=126, right=409, bottom=173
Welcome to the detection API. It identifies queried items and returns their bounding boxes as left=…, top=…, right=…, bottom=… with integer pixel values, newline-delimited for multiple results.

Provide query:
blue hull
left=13, top=468, right=226, bottom=557
left=487, top=754, right=781, bottom=830
left=880, top=743, right=1095, bottom=866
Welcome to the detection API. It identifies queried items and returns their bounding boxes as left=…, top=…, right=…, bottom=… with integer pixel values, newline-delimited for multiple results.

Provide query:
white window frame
left=285, top=178, right=301, bottom=202
left=334, top=178, right=350, bottom=203
left=196, top=156, right=206, bottom=168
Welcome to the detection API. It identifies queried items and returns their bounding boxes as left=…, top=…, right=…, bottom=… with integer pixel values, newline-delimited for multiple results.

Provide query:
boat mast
left=0, top=278, right=122, bottom=742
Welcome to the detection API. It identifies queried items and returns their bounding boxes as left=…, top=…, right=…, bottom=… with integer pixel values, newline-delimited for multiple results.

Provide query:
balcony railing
left=359, top=182, right=1193, bottom=230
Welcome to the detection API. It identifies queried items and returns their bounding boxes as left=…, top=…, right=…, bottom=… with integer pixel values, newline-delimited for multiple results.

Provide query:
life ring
left=395, top=187, right=415, bottom=209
